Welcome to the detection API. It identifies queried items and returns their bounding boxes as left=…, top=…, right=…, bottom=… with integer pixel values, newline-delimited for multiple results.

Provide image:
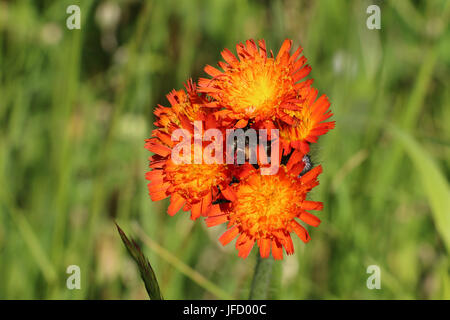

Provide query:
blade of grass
left=132, top=222, right=233, bottom=300
left=0, top=141, right=57, bottom=285
left=116, top=223, right=163, bottom=300
left=389, top=125, right=450, bottom=253
left=4, top=205, right=57, bottom=284
left=371, top=45, right=439, bottom=212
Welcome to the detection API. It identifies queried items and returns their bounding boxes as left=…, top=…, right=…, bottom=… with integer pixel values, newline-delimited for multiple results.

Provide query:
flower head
left=146, top=157, right=231, bottom=220
left=198, top=39, right=312, bottom=128
left=153, top=80, right=209, bottom=134
left=206, top=164, right=323, bottom=259
left=146, top=82, right=232, bottom=220
left=145, top=39, right=335, bottom=260
left=279, top=86, right=335, bottom=155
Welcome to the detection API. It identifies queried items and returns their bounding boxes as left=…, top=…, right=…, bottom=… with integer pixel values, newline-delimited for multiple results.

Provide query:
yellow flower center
left=280, top=108, right=313, bottom=142
left=165, top=161, right=229, bottom=201
left=157, top=90, right=204, bottom=132
left=220, top=57, right=294, bottom=119
left=230, top=170, right=306, bottom=239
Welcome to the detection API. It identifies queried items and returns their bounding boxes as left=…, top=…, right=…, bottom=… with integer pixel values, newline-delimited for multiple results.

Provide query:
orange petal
left=292, top=65, right=311, bottom=83
left=236, top=232, right=249, bottom=248
left=235, top=119, right=248, bottom=128
left=281, top=233, right=294, bottom=255
left=221, top=48, right=239, bottom=66
left=301, top=201, right=323, bottom=211
left=219, top=226, right=239, bottom=246
left=168, top=194, right=185, bottom=216
left=218, top=61, right=230, bottom=71
left=259, top=238, right=271, bottom=258
left=245, top=39, right=258, bottom=55
left=300, top=141, right=311, bottom=155
left=148, top=181, right=170, bottom=193
left=258, top=39, right=267, bottom=58
left=292, top=56, right=307, bottom=71
left=204, top=65, right=222, bottom=77
left=286, top=149, right=304, bottom=171
left=149, top=158, right=165, bottom=169
left=145, top=140, right=172, bottom=157
left=238, top=238, right=255, bottom=259
left=149, top=190, right=168, bottom=201
left=221, top=186, right=237, bottom=202
left=154, top=131, right=174, bottom=147
left=289, top=45, right=303, bottom=64
left=205, top=214, right=228, bottom=227
left=294, top=79, right=313, bottom=90
left=190, top=201, right=202, bottom=220
left=236, top=163, right=256, bottom=180
left=201, top=192, right=212, bottom=216
left=276, top=39, right=292, bottom=61
left=291, top=220, right=311, bottom=243
left=206, top=203, right=222, bottom=216
left=145, top=170, right=164, bottom=183
left=182, top=202, right=191, bottom=212
left=299, top=211, right=321, bottom=227
left=235, top=43, right=247, bottom=60
left=289, top=162, right=304, bottom=177
left=271, top=239, right=284, bottom=260
left=301, top=165, right=322, bottom=183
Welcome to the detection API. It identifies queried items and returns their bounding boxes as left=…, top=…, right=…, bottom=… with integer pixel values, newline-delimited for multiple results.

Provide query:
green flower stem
left=249, top=254, right=274, bottom=299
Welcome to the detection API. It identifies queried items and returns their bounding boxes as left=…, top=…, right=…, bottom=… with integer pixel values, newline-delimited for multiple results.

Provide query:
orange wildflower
left=198, top=39, right=312, bottom=128
left=153, top=80, right=209, bottom=135
left=145, top=82, right=233, bottom=220
left=145, top=39, right=335, bottom=260
left=279, top=86, right=335, bottom=155
left=206, top=164, right=324, bottom=259
left=146, top=156, right=232, bottom=220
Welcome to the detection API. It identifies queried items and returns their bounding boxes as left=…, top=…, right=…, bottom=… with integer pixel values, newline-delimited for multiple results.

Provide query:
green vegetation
left=0, top=0, right=449, bottom=299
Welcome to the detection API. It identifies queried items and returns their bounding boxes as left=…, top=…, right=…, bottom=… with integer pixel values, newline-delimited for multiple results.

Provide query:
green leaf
left=390, top=126, right=450, bottom=253
left=115, top=223, right=163, bottom=300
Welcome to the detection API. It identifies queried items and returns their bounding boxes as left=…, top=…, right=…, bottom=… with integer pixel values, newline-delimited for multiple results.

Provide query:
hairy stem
left=249, top=254, right=274, bottom=299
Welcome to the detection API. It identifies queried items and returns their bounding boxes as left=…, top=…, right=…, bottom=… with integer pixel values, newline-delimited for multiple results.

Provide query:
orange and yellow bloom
left=278, top=86, right=335, bottom=155
left=206, top=164, right=323, bottom=259
left=145, top=81, right=232, bottom=220
left=145, top=39, right=335, bottom=259
left=198, top=39, right=313, bottom=129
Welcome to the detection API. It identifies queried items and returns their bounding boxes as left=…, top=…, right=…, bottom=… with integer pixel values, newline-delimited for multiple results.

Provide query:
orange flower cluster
left=145, top=39, right=335, bottom=259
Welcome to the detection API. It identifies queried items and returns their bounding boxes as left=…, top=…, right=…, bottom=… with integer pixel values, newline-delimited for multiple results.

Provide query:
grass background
left=0, top=0, right=449, bottom=299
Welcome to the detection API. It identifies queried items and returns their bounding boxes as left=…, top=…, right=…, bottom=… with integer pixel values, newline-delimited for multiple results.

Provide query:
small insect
left=230, top=123, right=259, bottom=165
left=299, top=154, right=313, bottom=176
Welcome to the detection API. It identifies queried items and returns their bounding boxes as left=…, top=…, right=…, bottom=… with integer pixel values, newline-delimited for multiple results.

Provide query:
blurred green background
left=0, top=0, right=449, bottom=299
